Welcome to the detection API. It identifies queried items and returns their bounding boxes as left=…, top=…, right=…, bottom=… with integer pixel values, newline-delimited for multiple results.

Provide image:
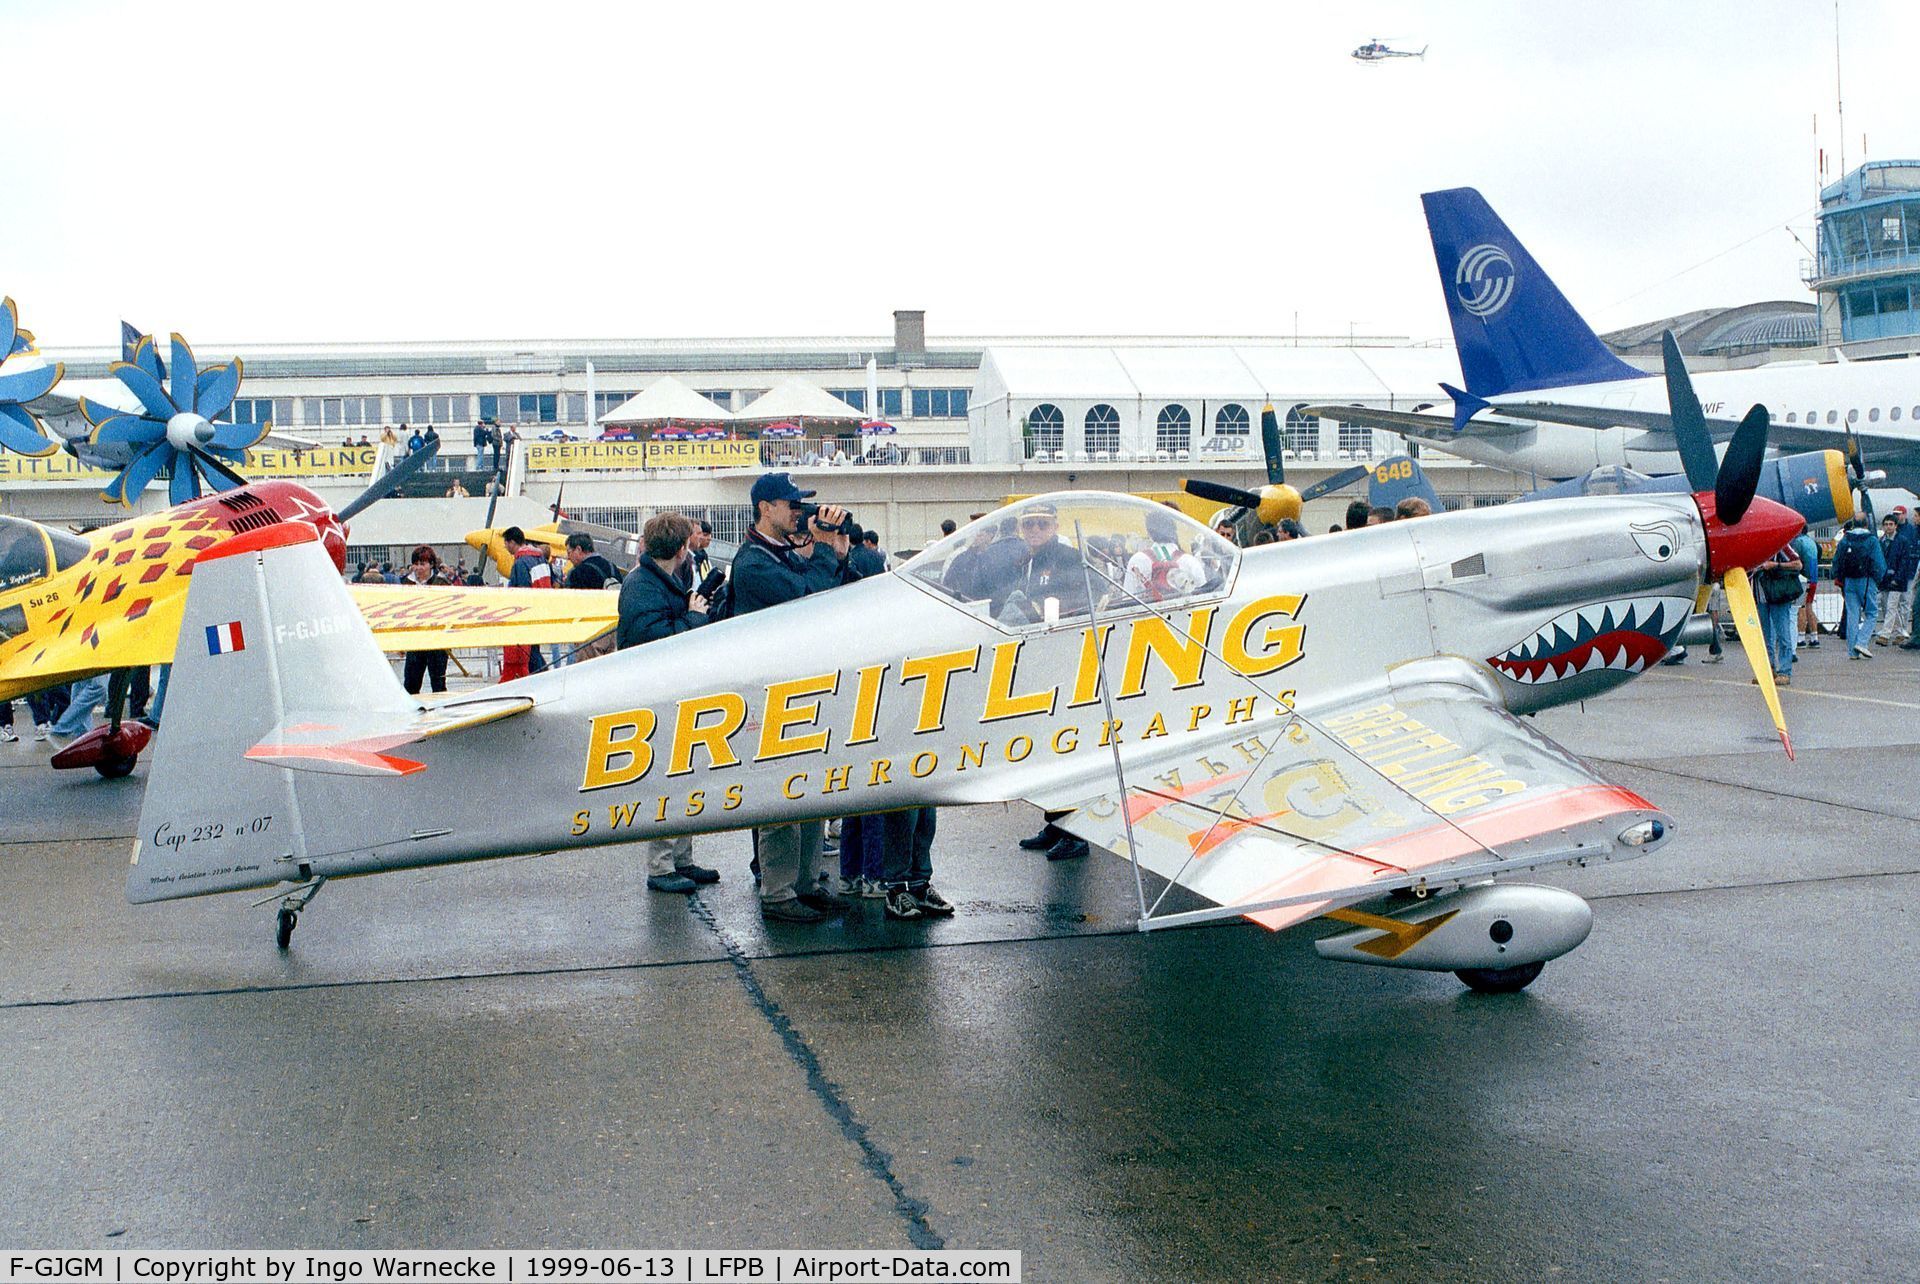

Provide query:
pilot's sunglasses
left=1020, top=516, right=1057, bottom=529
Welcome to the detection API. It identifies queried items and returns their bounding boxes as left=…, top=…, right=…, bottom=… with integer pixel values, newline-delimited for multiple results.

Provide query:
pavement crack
left=1595, top=756, right=1920, bottom=821
left=686, top=892, right=945, bottom=1251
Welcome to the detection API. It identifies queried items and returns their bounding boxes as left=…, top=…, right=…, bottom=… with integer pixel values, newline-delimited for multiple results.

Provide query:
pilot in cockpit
left=985, top=501, right=1091, bottom=624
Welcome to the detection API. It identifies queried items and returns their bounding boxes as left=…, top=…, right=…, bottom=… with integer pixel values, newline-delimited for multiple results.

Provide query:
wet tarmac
left=2, top=645, right=1917, bottom=1281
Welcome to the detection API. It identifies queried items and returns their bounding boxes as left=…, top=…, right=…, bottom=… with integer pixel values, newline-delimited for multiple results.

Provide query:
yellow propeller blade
left=1722, top=566, right=1793, bottom=760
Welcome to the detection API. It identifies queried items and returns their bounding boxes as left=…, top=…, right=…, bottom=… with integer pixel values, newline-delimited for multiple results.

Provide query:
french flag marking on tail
left=205, top=620, right=246, bottom=656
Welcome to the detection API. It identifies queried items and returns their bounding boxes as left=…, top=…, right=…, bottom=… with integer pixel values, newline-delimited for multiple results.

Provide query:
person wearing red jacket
left=499, top=526, right=554, bottom=682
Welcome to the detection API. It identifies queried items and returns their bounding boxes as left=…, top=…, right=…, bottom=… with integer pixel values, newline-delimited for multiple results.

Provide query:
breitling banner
left=0, top=446, right=379, bottom=483
left=523, top=440, right=761, bottom=472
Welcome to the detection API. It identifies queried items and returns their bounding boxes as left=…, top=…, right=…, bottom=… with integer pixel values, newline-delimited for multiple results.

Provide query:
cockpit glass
left=901, top=492, right=1239, bottom=630
left=47, top=527, right=88, bottom=572
left=0, top=517, right=53, bottom=591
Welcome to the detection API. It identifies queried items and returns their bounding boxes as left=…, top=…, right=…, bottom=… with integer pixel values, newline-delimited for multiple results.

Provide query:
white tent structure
left=601, top=375, right=735, bottom=428
left=734, top=376, right=868, bottom=426
left=965, top=344, right=1460, bottom=464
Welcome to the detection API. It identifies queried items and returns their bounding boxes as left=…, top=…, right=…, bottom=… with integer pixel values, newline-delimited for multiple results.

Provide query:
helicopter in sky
left=1351, top=38, right=1426, bottom=63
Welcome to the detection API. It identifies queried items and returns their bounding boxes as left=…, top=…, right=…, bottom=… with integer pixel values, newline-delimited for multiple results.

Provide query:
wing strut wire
left=1069, top=540, right=1516, bottom=927
left=1075, top=520, right=1151, bottom=924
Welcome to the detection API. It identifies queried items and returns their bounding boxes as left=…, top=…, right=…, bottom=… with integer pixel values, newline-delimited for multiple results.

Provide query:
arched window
left=1213, top=403, right=1250, bottom=435
left=1025, top=403, right=1064, bottom=457
left=1337, top=405, right=1373, bottom=456
left=1284, top=404, right=1320, bottom=454
left=1155, top=404, right=1192, bottom=454
left=1084, top=404, right=1120, bottom=455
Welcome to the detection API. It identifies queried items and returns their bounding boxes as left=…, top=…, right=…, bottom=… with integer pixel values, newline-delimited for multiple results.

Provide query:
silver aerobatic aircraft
left=127, top=354, right=1803, bottom=994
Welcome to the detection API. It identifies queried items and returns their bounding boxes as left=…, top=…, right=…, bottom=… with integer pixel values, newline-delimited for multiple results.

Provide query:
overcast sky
left=4, top=0, right=1917, bottom=349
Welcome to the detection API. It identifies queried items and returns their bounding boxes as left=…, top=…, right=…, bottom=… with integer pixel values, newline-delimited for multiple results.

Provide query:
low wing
left=1300, top=404, right=1532, bottom=440
left=1037, top=668, right=1669, bottom=931
left=349, top=585, right=618, bottom=651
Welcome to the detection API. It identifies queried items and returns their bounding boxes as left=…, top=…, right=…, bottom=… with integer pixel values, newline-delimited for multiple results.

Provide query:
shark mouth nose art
left=1489, top=596, right=1694, bottom=685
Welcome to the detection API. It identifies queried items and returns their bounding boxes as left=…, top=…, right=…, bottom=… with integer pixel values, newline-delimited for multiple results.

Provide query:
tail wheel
left=276, top=909, right=297, bottom=950
left=94, top=754, right=138, bottom=779
left=1455, top=960, right=1545, bottom=993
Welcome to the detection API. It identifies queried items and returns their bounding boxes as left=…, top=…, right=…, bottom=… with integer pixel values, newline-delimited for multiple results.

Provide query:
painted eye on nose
left=1630, top=521, right=1678, bottom=562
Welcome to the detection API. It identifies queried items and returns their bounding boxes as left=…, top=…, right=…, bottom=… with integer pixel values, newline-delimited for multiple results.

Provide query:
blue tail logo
left=1422, top=188, right=1640, bottom=403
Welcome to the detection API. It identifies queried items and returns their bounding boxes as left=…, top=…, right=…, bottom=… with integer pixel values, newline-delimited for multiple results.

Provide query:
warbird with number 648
left=129, top=349, right=1805, bottom=992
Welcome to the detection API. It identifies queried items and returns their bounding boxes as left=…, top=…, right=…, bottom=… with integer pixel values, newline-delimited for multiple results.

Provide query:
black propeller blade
left=1714, top=404, right=1771, bottom=525
left=1297, top=464, right=1372, bottom=504
left=1842, top=420, right=1875, bottom=524
left=1183, top=478, right=1264, bottom=509
left=1661, top=331, right=1720, bottom=492
left=338, top=438, right=440, bottom=523
left=185, top=444, right=248, bottom=492
left=1259, top=405, right=1286, bottom=486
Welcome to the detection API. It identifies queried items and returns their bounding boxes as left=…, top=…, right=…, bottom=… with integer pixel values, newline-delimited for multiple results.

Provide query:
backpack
left=1832, top=536, right=1870, bottom=582
left=1143, top=543, right=1184, bottom=600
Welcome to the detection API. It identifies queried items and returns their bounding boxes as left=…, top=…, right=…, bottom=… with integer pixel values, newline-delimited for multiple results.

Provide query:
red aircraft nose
left=1695, top=492, right=1805, bottom=580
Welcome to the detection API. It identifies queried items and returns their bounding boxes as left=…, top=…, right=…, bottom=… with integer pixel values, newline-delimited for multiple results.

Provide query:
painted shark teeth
left=1490, top=595, right=1694, bottom=681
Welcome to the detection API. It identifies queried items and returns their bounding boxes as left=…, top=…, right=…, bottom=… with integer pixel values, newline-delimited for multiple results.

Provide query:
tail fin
left=1367, top=454, right=1443, bottom=512
left=129, top=524, right=415, bottom=904
left=1421, top=188, right=1641, bottom=399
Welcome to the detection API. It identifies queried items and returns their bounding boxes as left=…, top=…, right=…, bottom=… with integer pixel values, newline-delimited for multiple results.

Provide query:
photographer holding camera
left=735, top=471, right=863, bottom=923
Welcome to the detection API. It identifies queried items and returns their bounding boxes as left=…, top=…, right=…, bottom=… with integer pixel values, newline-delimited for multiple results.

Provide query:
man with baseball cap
left=734, top=470, right=861, bottom=922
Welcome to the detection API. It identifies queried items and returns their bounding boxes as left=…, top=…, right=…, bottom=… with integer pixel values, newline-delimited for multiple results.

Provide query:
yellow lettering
left=581, top=709, right=656, bottom=792
left=1068, top=624, right=1116, bottom=707
left=1226, top=696, right=1258, bottom=725
left=868, top=758, right=893, bottom=785
left=1186, top=703, right=1212, bottom=731
left=1119, top=608, right=1215, bottom=697
left=824, top=764, right=852, bottom=793
left=782, top=772, right=807, bottom=800
left=1141, top=711, right=1168, bottom=739
left=1005, top=735, right=1034, bottom=763
left=1052, top=726, right=1080, bottom=753
left=1325, top=702, right=1395, bottom=728
left=685, top=790, right=706, bottom=818
left=1224, top=594, right=1306, bottom=677
left=1429, top=779, right=1527, bottom=814
left=1098, top=719, right=1123, bottom=746
left=655, top=795, right=669, bottom=822
left=668, top=691, right=747, bottom=775
left=899, top=647, right=980, bottom=733
left=982, top=641, right=1057, bottom=722
left=958, top=741, right=987, bottom=770
left=910, top=751, right=939, bottom=778
left=847, top=663, right=889, bottom=745
left=757, top=671, right=840, bottom=761
left=570, top=810, right=590, bottom=836
left=723, top=783, right=744, bottom=811
left=608, top=800, right=641, bottom=829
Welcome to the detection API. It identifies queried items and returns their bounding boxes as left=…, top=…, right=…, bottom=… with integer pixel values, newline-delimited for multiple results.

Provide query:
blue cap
left=750, top=471, right=815, bottom=506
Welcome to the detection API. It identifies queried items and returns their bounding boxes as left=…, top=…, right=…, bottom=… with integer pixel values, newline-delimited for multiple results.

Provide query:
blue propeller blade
left=130, top=333, right=167, bottom=386
left=116, top=440, right=173, bottom=505
left=168, top=334, right=198, bottom=412
left=193, top=360, right=242, bottom=421
left=0, top=297, right=16, bottom=358
left=208, top=419, right=268, bottom=452
left=0, top=403, right=58, bottom=457
left=168, top=453, right=200, bottom=505
left=109, top=360, right=182, bottom=421
left=88, top=413, right=163, bottom=447
left=0, top=360, right=62, bottom=405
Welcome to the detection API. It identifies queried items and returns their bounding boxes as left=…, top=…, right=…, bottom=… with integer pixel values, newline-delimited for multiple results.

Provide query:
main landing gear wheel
left=1455, top=960, right=1545, bottom=993
left=94, top=754, right=137, bottom=779
left=276, top=908, right=298, bottom=950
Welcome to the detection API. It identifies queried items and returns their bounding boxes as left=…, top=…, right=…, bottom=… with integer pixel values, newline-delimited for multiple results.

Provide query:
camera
left=798, top=501, right=861, bottom=540
left=695, top=567, right=727, bottom=601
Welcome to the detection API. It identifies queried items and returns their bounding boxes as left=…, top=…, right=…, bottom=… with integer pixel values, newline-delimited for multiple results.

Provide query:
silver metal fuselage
left=275, top=493, right=1707, bottom=883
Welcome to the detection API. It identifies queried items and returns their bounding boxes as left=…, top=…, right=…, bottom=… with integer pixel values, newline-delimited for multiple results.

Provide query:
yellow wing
left=350, top=585, right=618, bottom=651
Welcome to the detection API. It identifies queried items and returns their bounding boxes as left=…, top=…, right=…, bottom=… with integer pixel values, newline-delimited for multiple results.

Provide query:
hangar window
left=901, top=493, right=1238, bottom=631
left=1155, top=404, right=1192, bottom=454
left=1284, top=404, right=1320, bottom=454
left=1084, top=404, right=1120, bottom=455
left=1214, top=403, right=1250, bottom=435
left=1025, top=403, right=1064, bottom=458
left=1337, top=407, right=1373, bottom=456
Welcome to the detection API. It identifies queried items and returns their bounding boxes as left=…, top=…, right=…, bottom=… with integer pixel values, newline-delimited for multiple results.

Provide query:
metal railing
left=1802, top=246, right=1920, bottom=285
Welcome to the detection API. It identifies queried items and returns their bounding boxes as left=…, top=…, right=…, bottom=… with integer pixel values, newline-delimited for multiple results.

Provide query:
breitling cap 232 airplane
left=1318, top=188, right=1920, bottom=488
left=128, top=397, right=1804, bottom=993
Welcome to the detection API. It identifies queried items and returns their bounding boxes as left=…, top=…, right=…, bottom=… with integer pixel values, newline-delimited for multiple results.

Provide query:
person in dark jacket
left=564, top=533, right=620, bottom=660
left=734, top=472, right=857, bottom=923
left=399, top=544, right=453, bottom=694
left=851, top=529, right=887, bottom=578
left=1833, top=516, right=1887, bottom=658
left=1875, top=506, right=1919, bottom=645
left=613, top=512, right=718, bottom=893
left=982, top=501, right=1088, bottom=623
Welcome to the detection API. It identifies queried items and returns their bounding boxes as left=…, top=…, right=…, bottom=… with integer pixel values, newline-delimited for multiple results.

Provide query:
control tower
left=1804, top=160, right=1920, bottom=356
